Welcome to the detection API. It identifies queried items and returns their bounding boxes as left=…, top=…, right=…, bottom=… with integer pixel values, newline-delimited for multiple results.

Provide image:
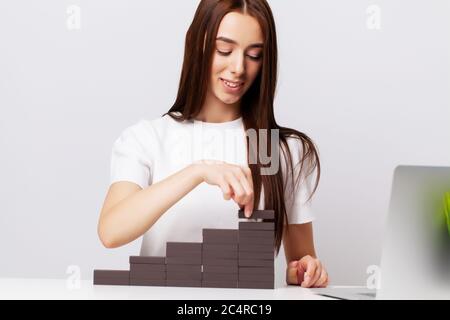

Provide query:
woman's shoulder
left=117, top=112, right=190, bottom=146
left=279, top=132, right=318, bottom=175
left=281, top=134, right=305, bottom=159
left=111, top=113, right=189, bottom=163
left=126, top=112, right=185, bottom=133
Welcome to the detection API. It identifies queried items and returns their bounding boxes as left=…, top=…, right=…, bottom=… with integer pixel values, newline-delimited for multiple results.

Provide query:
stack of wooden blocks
left=94, top=209, right=275, bottom=289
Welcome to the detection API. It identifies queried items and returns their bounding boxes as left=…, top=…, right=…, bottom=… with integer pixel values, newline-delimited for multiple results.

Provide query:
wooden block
left=129, top=256, right=166, bottom=265
left=203, top=235, right=239, bottom=244
left=238, top=259, right=274, bottom=267
left=238, top=209, right=275, bottom=220
left=166, top=264, right=201, bottom=273
left=238, top=251, right=274, bottom=260
left=239, top=236, right=274, bottom=245
left=238, top=273, right=274, bottom=282
left=238, top=267, right=274, bottom=275
left=239, top=230, right=274, bottom=238
left=166, top=271, right=202, bottom=281
left=202, top=244, right=238, bottom=251
left=166, top=256, right=201, bottom=265
left=93, top=270, right=129, bottom=280
left=203, top=229, right=239, bottom=238
left=202, top=273, right=238, bottom=281
left=202, top=250, right=238, bottom=259
left=129, top=278, right=166, bottom=286
left=129, top=270, right=166, bottom=280
left=203, top=229, right=238, bottom=244
left=239, top=222, right=275, bottom=230
left=93, top=277, right=129, bottom=286
left=166, top=280, right=201, bottom=287
left=166, top=250, right=202, bottom=259
left=93, top=270, right=129, bottom=286
left=167, top=242, right=202, bottom=253
left=202, top=257, right=238, bottom=266
left=202, top=280, right=238, bottom=288
left=202, top=265, right=238, bottom=274
left=239, top=243, right=273, bottom=253
left=130, top=263, right=166, bottom=274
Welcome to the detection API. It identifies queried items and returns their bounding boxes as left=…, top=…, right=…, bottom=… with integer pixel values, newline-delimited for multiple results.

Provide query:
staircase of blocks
left=94, top=209, right=276, bottom=289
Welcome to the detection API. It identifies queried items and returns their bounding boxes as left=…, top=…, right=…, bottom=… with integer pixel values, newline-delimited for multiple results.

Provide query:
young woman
left=98, top=0, right=328, bottom=288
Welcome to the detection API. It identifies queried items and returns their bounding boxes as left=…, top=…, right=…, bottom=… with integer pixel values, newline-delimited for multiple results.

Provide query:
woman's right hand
left=194, top=160, right=254, bottom=217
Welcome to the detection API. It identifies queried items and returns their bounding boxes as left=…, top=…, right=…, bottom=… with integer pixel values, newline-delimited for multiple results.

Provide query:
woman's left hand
left=286, top=255, right=329, bottom=288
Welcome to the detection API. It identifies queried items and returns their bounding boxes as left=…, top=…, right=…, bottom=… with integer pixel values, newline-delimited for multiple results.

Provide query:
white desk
left=0, top=278, right=335, bottom=300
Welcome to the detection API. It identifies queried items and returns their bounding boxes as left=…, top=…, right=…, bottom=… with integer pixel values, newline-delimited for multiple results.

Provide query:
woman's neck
left=196, top=91, right=241, bottom=123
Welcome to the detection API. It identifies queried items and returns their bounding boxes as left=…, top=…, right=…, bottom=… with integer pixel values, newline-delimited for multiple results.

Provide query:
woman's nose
left=230, top=54, right=245, bottom=76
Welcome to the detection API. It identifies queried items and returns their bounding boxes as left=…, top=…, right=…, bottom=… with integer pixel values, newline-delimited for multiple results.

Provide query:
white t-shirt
left=110, top=112, right=315, bottom=256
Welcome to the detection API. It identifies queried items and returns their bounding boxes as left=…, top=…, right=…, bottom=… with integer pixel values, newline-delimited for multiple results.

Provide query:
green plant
left=444, top=192, right=450, bottom=236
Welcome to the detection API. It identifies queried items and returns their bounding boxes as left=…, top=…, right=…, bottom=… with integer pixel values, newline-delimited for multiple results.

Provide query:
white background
left=0, top=0, right=449, bottom=286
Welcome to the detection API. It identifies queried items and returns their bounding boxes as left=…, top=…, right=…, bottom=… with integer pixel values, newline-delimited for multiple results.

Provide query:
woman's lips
left=220, top=78, right=244, bottom=93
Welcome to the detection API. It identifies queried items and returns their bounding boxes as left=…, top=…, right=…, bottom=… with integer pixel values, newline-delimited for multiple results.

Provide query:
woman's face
left=208, top=12, right=264, bottom=106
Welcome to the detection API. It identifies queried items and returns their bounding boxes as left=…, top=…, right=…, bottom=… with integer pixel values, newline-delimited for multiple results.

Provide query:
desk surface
left=0, top=278, right=340, bottom=300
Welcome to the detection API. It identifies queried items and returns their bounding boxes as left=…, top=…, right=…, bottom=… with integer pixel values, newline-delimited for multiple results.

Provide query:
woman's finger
left=218, top=178, right=232, bottom=200
left=309, top=261, right=322, bottom=287
left=286, top=262, right=299, bottom=285
left=233, top=168, right=252, bottom=199
left=235, top=167, right=254, bottom=216
left=314, top=268, right=329, bottom=288
left=239, top=166, right=254, bottom=191
left=225, top=172, right=246, bottom=205
left=300, top=258, right=318, bottom=288
left=241, top=166, right=254, bottom=187
left=243, top=167, right=254, bottom=215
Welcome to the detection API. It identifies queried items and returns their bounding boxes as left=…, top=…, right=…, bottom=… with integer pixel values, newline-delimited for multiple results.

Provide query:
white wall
left=0, top=0, right=449, bottom=286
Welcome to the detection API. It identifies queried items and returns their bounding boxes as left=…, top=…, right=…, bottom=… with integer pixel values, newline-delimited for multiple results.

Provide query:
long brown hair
left=163, top=0, right=320, bottom=255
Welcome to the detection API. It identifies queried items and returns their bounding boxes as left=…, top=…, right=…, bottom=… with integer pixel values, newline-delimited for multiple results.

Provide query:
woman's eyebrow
left=216, top=36, right=264, bottom=49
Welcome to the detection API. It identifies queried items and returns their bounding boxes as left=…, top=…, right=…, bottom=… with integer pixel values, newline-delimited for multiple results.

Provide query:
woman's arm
left=283, top=223, right=329, bottom=287
left=98, top=161, right=254, bottom=249
left=98, top=163, right=203, bottom=249
left=283, top=223, right=317, bottom=260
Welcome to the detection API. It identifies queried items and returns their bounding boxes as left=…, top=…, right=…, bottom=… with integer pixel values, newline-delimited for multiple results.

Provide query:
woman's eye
left=217, top=50, right=231, bottom=56
left=247, top=55, right=262, bottom=61
left=216, top=50, right=262, bottom=61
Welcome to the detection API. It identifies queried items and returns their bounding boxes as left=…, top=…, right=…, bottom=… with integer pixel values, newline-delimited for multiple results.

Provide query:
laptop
left=312, top=165, right=450, bottom=300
